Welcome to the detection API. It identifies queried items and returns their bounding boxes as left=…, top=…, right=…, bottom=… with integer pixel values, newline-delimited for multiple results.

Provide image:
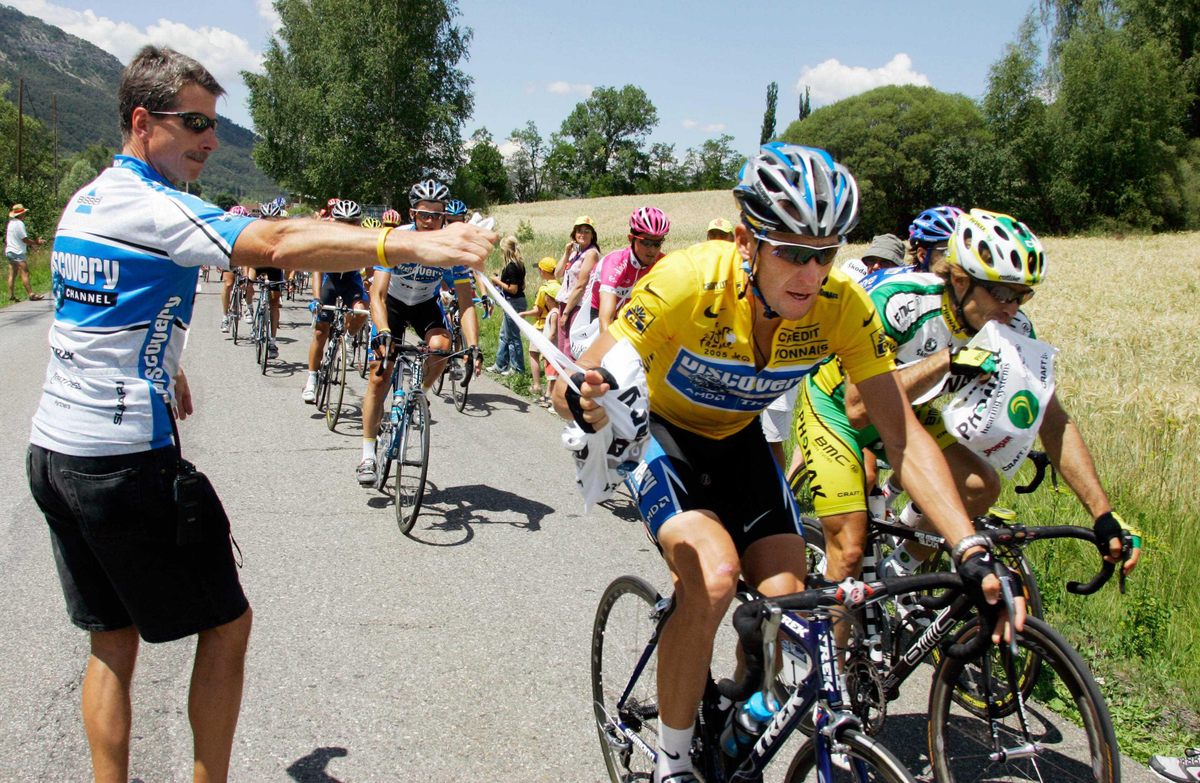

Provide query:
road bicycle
left=373, top=341, right=447, bottom=534
left=250, top=278, right=287, bottom=374
left=349, top=320, right=371, bottom=380
left=434, top=293, right=483, bottom=411
left=313, top=299, right=354, bottom=431
left=227, top=270, right=247, bottom=344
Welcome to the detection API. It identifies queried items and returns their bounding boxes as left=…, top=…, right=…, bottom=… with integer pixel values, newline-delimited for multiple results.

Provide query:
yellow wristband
left=376, top=227, right=395, bottom=266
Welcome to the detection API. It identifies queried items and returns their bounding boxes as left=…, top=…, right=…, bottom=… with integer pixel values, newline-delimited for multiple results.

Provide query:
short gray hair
left=118, top=45, right=224, bottom=140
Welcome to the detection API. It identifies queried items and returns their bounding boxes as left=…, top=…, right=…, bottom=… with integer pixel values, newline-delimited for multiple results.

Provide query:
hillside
left=0, top=3, right=278, bottom=199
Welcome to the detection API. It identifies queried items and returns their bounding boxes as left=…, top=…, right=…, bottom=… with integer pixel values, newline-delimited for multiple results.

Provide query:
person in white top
left=5, top=203, right=46, bottom=301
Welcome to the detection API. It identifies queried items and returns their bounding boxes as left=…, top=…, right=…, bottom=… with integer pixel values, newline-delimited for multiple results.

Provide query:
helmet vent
left=979, top=242, right=995, bottom=268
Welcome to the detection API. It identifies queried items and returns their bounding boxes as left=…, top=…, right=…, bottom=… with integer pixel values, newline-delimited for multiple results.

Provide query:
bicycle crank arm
left=989, top=742, right=1043, bottom=762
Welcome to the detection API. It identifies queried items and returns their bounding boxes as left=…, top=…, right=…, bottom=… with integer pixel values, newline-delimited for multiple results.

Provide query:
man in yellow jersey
left=553, top=143, right=1023, bottom=783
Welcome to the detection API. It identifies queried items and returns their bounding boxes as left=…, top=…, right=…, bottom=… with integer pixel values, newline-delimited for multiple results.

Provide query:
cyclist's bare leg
left=656, top=510, right=740, bottom=730
left=421, top=327, right=451, bottom=391
left=362, top=355, right=393, bottom=439
left=269, top=290, right=281, bottom=338
left=220, top=272, right=234, bottom=316
left=308, top=322, right=330, bottom=371
left=819, top=510, right=870, bottom=653
left=891, top=442, right=1000, bottom=562
left=738, top=533, right=809, bottom=678
left=347, top=304, right=368, bottom=336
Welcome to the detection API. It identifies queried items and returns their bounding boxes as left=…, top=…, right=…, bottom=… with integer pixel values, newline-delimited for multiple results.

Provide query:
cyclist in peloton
left=301, top=199, right=371, bottom=403
left=220, top=205, right=251, bottom=333
left=795, top=208, right=1141, bottom=607
left=244, top=201, right=287, bottom=359
left=554, top=143, right=1024, bottom=783
left=573, top=207, right=670, bottom=343
left=444, top=198, right=469, bottom=224
left=356, top=180, right=482, bottom=486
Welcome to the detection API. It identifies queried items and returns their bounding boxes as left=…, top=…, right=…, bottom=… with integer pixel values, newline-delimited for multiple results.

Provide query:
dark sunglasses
left=633, top=235, right=665, bottom=249
left=759, top=236, right=840, bottom=266
left=412, top=209, right=446, bottom=221
left=148, top=110, right=219, bottom=133
left=978, top=280, right=1035, bottom=305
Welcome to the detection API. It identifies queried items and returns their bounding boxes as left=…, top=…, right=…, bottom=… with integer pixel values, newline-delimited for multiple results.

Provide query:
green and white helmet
left=947, top=209, right=1045, bottom=285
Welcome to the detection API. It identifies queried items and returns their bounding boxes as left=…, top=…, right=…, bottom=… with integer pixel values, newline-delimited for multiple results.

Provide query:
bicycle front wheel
left=784, top=728, right=918, bottom=782
left=395, top=393, right=430, bottom=534
left=928, top=615, right=1119, bottom=783
left=325, top=331, right=348, bottom=431
left=453, top=350, right=474, bottom=412
left=592, top=576, right=663, bottom=783
left=230, top=295, right=241, bottom=344
left=258, top=307, right=270, bottom=375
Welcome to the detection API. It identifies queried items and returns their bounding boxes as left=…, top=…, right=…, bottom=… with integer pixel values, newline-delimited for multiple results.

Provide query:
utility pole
left=16, top=77, right=24, bottom=181
left=52, top=94, right=59, bottom=197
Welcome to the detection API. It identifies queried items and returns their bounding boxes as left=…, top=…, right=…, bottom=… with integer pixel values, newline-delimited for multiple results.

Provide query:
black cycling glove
left=564, top=368, right=618, bottom=434
left=1093, top=511, right=1142, bottom=560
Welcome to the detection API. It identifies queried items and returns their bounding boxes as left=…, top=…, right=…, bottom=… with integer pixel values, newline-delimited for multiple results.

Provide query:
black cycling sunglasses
left=148, top=110, right=219, bottom=133
left=978, top=280, right=1035, bottom=305
left=759, top=235, right=840, bottom=266
left=412, top=209, right=446, bottom=221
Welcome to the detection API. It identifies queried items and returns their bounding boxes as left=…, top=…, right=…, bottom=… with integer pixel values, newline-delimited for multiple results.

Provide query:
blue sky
left=9, top=0, right=1038, bottom=159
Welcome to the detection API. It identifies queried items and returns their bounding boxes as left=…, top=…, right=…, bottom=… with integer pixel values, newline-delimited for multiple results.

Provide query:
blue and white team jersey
left=30, top=155, right=254, bottom=456
left=375, top=223, right=470, bottom=305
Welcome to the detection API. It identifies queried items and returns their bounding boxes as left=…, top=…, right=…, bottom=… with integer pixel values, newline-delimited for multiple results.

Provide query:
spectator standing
left=519, top=256, right=562, bottom=406
left=487, top=235, right=527, bottom=375
left=705, top=217, right=735, bottom=242
left=6, top=203, right=46, bottom=301
left=554, top=216, right=600, bottom=358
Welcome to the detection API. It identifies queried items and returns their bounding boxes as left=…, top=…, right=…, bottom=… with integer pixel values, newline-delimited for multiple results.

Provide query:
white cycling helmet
left=947, top=209, right=1045, bottom=285
left=409, top=179, right=449, bottom=205
left=734, top=143, right=859, bottom=239
left=330, top=199, right=362, bottom=222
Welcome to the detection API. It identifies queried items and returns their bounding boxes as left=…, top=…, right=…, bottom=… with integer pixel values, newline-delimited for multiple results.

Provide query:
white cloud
left=546, top=81, right=593, bottom=97
left=9, top=0, right=265, bottom=91
left=257, top=0, right=282, bottom=33
left=496, top=139, right=521, bottom=159
left=682, top=119, right=726, bottom=133
left=795, top=53, right=930, bottom=105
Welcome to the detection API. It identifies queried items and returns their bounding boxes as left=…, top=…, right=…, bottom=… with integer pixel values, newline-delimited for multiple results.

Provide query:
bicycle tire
left=453, top=349, right=474, bottom=412
left=592, top=575, right=663, bottom=783
left=230, top=290, right=241, bottom=345
left=314, top=340, right=333, bottom=413
left=258, top=302, right=270, bottom=375
left=928, top=615, right=1119, bottom=783
left=374, top=420, right=395, bottom=491
left=784, top=727, right=918, bottom=782
left=357, top=324, right=370, bottom=379
left=325, top=331, right=348, bottom=431
left=395, top=392, right=431, bottom=534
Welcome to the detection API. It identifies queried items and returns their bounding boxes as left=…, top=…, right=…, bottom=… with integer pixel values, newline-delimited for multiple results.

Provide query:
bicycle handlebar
left=1015, top=450, right=1055, bottom=494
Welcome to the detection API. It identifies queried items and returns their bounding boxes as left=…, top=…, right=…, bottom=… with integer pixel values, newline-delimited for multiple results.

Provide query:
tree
left=59, top=158, right=97, bottom=200
left=798, top=85, right=812, bottom=121
left=506, top=121, right=545, bottom=202
left=557, top=85, right=658, bottom=196
left=641, top=142, right=684, bottom=194
left=453, top=127, right=510, bottom=207
left=760, top=82, right=778, bottom=145
left=782, top=85, right=989, bottom=237
left=684, top=134, right=744, bottom=191
left=244, top=0, right=473, bottom=207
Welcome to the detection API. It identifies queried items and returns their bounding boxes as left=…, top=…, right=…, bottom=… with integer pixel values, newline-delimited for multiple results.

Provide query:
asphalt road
left=0, top=285, right=1157, bottom=782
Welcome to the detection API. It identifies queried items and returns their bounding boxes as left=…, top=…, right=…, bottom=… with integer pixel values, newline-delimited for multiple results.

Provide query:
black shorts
left=27, top=445, right=248, bottom=643
left=254, top=267, right=284, bottom=283
left=627, top=415, right=803, bottom=556
left=318, top=274, right=367, bottom=323
left=382, top=295, right=447, bottom=341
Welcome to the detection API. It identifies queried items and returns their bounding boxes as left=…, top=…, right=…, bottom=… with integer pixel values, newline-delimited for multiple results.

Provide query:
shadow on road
left=285, top=746, right=349, bottom=782
left=401, top=481, right=554, bottom=546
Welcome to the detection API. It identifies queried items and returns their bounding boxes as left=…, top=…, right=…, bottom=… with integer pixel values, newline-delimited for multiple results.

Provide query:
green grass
left=0, top=244, right=51, bottom=306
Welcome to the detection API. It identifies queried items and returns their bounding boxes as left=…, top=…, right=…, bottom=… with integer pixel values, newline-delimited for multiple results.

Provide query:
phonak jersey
left=30, top=155, right=254, bottom=456
left=606, top=239, right=896, bottom=439
left=376, top=224, right=471, bottom=305
left=809, top=268, right=1035, bottom=404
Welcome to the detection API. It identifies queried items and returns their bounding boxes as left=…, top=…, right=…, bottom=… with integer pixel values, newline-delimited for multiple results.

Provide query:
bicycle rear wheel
left=784, top=728, right=917, bottom=782
left=928, top=616, right=1119, bottom=783
left=325, top=331, right=348, bottom=431
left=592, top=576, right=663, bottom=783
left=230, top=291, right=241, bottom=344
left=258, top=305, right=270, bottom=375
left=314, top=343, right=333, bottom=413
left=395, top=393, right=431, bottom=534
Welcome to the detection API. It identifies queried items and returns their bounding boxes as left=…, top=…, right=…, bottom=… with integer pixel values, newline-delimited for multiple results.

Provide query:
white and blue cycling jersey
left=374, top=224, right=471, bottom=305
left=29, top=155, right=254, bottom=456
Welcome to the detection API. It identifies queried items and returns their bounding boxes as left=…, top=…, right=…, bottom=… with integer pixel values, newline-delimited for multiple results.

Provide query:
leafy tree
left=782, top=85, right=989, bottom=237
left=540, top=133, right=578, bottom=199
left=244, top=0, right=473, bottom=207
left=59, top=158, right=98, bottom=199
left=798, top=85, right=812, bottom=121
left=506, top=121, right=545, bottom=202
left=684, top=134, right=744, bottom=191
left=760, top=82, right=778, bottom=145
left=453, top=127, right=510, bottom=207
left=557, top=85, right=658, bottom=196
left=0, top=84, right=59, bottom=236
left=640, top=142, right=684, bottom=194
left=211, top=192, right=239, bottom=212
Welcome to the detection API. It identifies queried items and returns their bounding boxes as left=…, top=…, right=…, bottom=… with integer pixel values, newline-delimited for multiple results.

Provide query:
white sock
left=307, top=370, right=318, bottom=385
left=656, top=722, right=694, bottom=780
left=899, top=501, right=924, bottom=528
left=362, top=439, right=375, bottom=461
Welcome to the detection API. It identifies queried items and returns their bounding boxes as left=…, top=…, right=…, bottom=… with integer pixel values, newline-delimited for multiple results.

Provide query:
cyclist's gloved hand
left=958, top=548, right=1025, bottom=646
left=371, top=329, right=393, bottom=357
left=1093, top=511, right=1142, bottom=575
left=564, top=368, right=618, bottom=433
left=308, top=298, right=319, bottom=313
left=950, top=346, right=998, bottom=378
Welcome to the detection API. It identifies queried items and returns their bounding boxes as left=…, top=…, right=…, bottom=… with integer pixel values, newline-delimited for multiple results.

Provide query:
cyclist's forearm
left=845, top=353, right=945, bottom=428
left=1039, top=396, right=1110, bottom=518
left=460, top=298, right=480, bottom=346
left=369, top=277, right=390, bottom=333
left=598, top=293, right=618, bottom=333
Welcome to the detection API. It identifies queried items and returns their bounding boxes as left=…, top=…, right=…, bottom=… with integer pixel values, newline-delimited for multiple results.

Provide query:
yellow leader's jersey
left=607, top=240, right=896, bottom=439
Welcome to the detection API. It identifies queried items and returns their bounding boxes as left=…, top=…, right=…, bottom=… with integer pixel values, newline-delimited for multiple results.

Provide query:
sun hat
left=862, top=233, right=906, bottom=266
left=9, top=204, right=28, bottom=218
left=573, top=215, right=596, bottom=230
left=538, top=256, right=557, bottom=273
left=707, top=218, right=733, bottom=234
